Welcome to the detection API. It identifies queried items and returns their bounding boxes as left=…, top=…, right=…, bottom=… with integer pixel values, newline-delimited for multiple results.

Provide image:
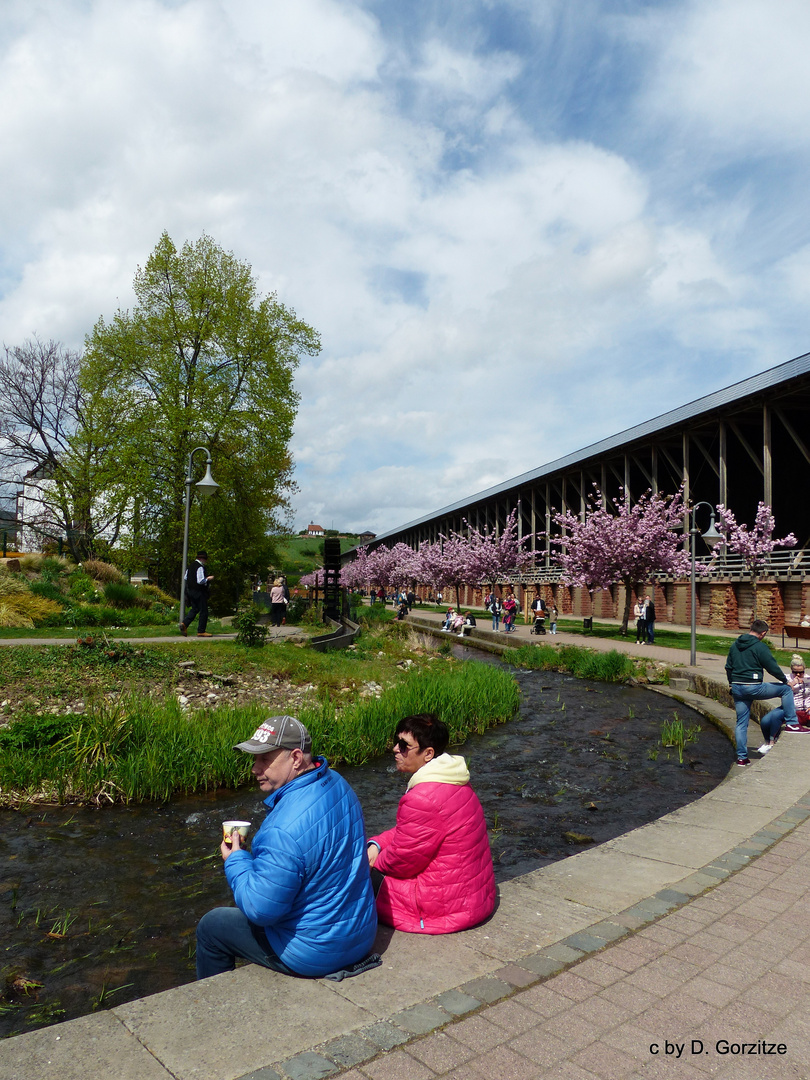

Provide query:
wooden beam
left=728, top=419, right=764, bottom=475
left=773, top=406, right=810, bottom=468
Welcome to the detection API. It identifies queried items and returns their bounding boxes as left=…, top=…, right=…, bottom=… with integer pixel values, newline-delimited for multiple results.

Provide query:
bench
left=781, top=624, right=810, bottom=648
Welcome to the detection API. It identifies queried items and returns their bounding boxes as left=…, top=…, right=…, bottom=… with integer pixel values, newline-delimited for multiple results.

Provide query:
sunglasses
left=395, top=737, right=420, bottom=754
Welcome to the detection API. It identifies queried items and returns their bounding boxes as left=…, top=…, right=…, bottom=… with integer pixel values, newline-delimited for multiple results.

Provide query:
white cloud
left=0, top=0, right=803, bottom=535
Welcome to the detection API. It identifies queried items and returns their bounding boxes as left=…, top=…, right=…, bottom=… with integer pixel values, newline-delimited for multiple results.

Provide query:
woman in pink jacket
left=366, top=713, right=496, bottom=934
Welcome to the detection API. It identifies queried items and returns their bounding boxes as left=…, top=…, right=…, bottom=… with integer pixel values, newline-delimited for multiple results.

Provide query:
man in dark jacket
left=725, top=619, right=798, bottom=766
left=195, top=716, right=377, bottom=979
left=180, top=550, right=213, bottom=637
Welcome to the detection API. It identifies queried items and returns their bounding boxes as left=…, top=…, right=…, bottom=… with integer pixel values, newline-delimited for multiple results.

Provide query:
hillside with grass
left=273, top=535, right=361, bottom=585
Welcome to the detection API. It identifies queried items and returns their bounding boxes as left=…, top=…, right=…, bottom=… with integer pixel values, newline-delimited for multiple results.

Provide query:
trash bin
left=583, top=617, right=593, bottom=632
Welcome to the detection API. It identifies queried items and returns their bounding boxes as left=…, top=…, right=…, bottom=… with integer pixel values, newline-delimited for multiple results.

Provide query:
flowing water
left=0, top=664, right=732, bottom=1038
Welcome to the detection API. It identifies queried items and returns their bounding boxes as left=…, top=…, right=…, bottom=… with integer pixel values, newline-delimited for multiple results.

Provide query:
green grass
left=0, top=661, right=519, bottom=805
left=556, top=618, right=799, bottom=667
left=502, top=643, right=638, bottom=682
left=0, top=621, right=227, bottom=640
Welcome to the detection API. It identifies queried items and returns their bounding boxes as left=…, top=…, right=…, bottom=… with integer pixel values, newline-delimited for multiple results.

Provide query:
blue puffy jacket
left=224, top=757, right=377, bottom=976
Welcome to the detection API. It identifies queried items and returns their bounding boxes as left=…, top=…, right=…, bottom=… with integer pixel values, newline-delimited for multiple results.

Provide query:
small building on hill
left=306, top=522, right=325, bottom=536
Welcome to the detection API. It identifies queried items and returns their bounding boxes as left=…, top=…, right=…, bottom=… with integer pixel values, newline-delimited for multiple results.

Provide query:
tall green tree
left=82, top=232, right=319, bottom=602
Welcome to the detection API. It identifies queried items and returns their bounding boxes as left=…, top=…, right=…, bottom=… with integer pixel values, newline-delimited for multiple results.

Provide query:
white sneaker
left=758, top=743, right=772, bottom=755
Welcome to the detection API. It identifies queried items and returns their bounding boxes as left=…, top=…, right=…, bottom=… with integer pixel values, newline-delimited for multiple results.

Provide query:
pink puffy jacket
left=371, top=754, right=496, bottom=934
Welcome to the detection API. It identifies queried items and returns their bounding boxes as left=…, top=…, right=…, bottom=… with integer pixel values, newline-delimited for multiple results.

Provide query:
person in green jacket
left=725, top=619, right=798, bottom=765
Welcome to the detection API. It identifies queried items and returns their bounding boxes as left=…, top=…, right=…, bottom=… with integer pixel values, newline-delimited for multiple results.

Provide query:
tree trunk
left=620, top=579, right=633, bottom=636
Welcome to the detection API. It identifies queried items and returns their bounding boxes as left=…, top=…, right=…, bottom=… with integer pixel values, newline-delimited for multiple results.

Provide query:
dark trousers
left=184, top=588, right=208, bottom=633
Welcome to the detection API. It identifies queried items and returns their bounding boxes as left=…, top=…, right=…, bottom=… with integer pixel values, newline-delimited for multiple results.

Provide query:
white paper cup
left=222, top=820, right=251, bottom=843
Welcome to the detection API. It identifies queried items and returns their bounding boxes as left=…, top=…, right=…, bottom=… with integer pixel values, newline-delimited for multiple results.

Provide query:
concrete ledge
left=4, top=654, right=810, bottom=1080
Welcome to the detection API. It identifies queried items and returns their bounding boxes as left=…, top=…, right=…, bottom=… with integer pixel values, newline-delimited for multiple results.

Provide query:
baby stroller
left=530, top=613, right=547, bottom=635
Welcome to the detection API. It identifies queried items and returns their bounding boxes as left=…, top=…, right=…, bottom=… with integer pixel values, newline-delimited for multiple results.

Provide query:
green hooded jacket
left=725, top=634, right=786, bottom=686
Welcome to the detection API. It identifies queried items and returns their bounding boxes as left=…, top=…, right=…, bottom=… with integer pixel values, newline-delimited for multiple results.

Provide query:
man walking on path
left=725, top=618, right=798, bottom=765
left=180, top=550, right=214, bottom=637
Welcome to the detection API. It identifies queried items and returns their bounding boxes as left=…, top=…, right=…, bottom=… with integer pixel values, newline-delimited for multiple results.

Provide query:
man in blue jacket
left=196, top=716, right=377, bottom=979
left=725, top=619, right=798, bottom=766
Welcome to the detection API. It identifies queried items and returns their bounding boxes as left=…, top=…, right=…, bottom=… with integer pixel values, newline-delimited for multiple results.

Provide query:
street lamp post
left=179, top=447, right=220, bottom=630
left=688, top=501, right=723, bottom=666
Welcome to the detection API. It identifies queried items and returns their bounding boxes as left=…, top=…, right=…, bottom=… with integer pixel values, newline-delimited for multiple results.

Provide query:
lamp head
left=195, top=462, right=220, bottom=499
left=701, top=522, right=723, bottom=550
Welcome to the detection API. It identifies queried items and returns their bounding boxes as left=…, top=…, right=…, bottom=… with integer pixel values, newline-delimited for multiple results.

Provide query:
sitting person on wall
left=459, top=611, right=476, bottom=637
left=449, top=611, right=465, bottom=634
left=366, top=714, right=496, bottom=934
left=441, top=607, right=455, bottom=631
left=786, top=655, right=810, bottom=731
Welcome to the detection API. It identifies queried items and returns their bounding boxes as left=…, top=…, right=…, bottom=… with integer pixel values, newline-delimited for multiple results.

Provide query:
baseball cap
left=234, top=715, right=312, bottom=754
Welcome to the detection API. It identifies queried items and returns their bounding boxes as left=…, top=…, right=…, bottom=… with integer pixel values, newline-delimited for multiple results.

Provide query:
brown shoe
left=179, top=623, right=187, bottom=636
left=197, top=632, right=213, bottom=638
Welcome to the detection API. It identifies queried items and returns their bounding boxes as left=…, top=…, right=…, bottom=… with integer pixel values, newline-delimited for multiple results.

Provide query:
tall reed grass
left=0, top=661, right=519, bottom=806
left=502, top=643, right=636, bottom=683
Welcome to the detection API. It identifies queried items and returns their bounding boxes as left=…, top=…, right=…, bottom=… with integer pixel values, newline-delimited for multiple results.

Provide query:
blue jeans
left=492, top=613, right=500, bottom=630
left=731, top=682, right=797, bottom=758
left=196, top=907, right=296, bottom=980
left=647, top=621, right=655, bottom=644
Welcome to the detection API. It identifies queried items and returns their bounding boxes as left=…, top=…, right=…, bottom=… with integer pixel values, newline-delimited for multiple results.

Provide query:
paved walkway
left=3, top=625, right=810, bottom=1080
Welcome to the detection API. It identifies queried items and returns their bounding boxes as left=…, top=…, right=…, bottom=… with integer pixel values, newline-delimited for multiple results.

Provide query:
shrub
left=0, top=570, right=30, bottom=598
left=82, top=559, right=125, bottom=583
left=29, top=580, right=65, bottom=603
left=103, top=581, right=139, bottom=608
left=0, top=593, right=63, bottom=628
left=39, top=556, right=71, bottom=582
left=235, top=607, right=268, bottom=647
left=503, top=643, right=636, bottom=683
left=138, top=583, right=177, bottom=606
left=68, top=572, right=100, bottom=604
left=285, top=595, right=308, bottom=624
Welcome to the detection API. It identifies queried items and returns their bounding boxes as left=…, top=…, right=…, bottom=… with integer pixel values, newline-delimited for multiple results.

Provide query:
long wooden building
left=356, top=352, right=810, bottom=631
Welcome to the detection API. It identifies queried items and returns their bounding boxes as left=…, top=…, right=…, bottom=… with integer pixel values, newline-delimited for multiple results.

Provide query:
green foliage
left=503, top=643, right=637, bottom=683
left=103, top=581, right=138, bottom=608
left=68, top=572, right=99, bottom=603
left=82, top=560, right=125, bottom=583
left=235, top=607, right=268, bottom=647
left=0, top=660, right=519, bottom=804
left=0, top=714, right=75, bottom=751
left=27, top=580, right=65, bottom=604
left=82, top=232, right=321, bottom=609
left=285, top=595, right=308, bottom=624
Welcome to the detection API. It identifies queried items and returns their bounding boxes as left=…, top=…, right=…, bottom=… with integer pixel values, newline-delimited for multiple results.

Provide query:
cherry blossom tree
left=715, top=502, right=797, bottom=617
left=553, top=486, right=691, bottom=635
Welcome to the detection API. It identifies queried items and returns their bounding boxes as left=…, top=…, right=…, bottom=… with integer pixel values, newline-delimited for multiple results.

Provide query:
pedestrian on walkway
left=180, top=550, right=214, bottom=638
left=270, top=578, right=287, bottom=627
left=645, top=593, right=656, bottom=644
left=633, top=596, right=647, bottom=644
left=490, top=594, right=501, bottom=631
left=550, top=604, right=558, bottom=635
left=725, top=619, right=799, bottom=764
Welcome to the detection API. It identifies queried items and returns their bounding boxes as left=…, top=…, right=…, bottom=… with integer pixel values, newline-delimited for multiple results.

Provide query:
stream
left=0, top=663, right=732, bottom=1038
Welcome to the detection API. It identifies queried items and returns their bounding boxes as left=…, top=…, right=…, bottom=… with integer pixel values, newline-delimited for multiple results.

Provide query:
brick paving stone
left=624, top=967, right=684, bottom=999
left=507, top=1028, right=572, bottom=1069
left=460, top=977, right=512, bottom=1004
left=587, top=921, right=628, bottom=943
left=772, top=957, right=810, bottom=984
left=361, top=1022, right=411, bottom=1051
left=319, top=1035, right=379, bottom=1070
left=667, top=942, right=715, bottom=967
left=599, top=980, right=660, bottom=1016
left=681, top=975, right=742, bottom=1008
left=682, top=930, right=735, bottom=956
left=238, top=1067, right=283, bottom=1080
left=598, top=1020, right=660, bottom=1062
left=570, top=1041, right=640, bottom=1079
left=569, top=958, right=627, bottom=988
left=434, top=990, right=483, bottom=1016
left=361, top=1051, right=436, bottom=1080
left=740, top=973, right=806, bottom=1016
left=619, top=937, right=670, bottom=960
left=564, top=931, right=614, bottom=954
left=566, top=994, right=632, bottom=1032
left=633, top=924, right=686, bottom=947
left=640, top=954, right=703, bottom=983
left=460, top=1043, right=541, bottom=1080
left=517, top=954, right=567, bottom=978
left=534, top=1064, right=603, bottom=1080
left=279, top=1051, right=340, bottom=1080
left=545, top=971, right=602, bottom=1002
left=629, top=1058, right=708, bottom=1079
left=405, top=1032, right=475, bottom=1073
left=482, top=999, right=544, bottom=1036
left=610, top=911, right=652, bottom=931
left=445, top=1016, right=511, bottom=1053
left=492, top=964, right=539, bottom=988
left=590, top=946, right=648, bottom=974
left=534, top=1012, right=600, bottom=1052
left=634, top=993, right=717, bottom=1032
left=702, top=961, right=754, bottom=988
left=541, top=943, right=586, bottom=963
left=392, top=1004, right=452, bottom=1035
left=517, top=984, right=577, bottom=1018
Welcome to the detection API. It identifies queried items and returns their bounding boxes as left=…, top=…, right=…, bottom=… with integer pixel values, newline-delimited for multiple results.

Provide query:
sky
left=2, top=0, right=810, bottom=535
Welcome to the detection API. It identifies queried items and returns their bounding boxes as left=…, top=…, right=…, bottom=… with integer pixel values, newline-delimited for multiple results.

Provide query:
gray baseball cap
left=234, top=715, right=312, bottom=754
